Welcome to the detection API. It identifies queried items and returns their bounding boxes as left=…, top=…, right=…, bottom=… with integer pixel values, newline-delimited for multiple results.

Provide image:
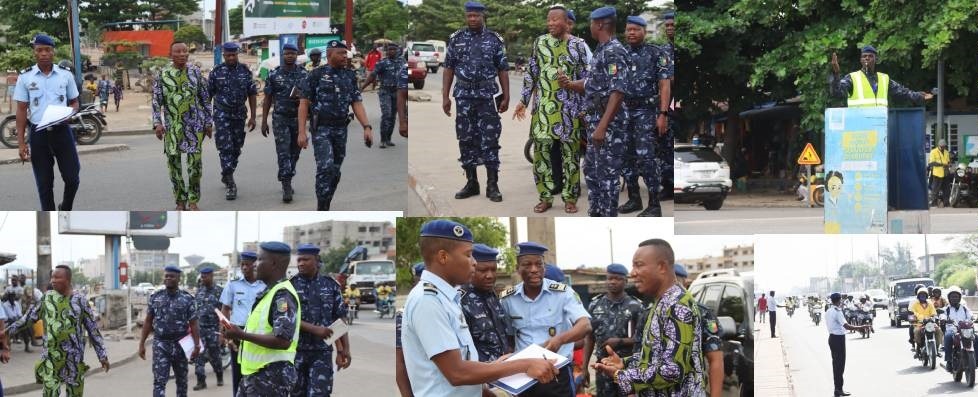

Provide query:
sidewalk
left=724, top=190, right=816, bottom=208
left=0, top=144, right=129, bottom=165
left=754, top=314, right=794, bottom=397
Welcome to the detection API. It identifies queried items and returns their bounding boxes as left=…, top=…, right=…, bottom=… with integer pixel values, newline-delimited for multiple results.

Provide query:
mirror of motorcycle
left=717, top=316, right=737, bottom=340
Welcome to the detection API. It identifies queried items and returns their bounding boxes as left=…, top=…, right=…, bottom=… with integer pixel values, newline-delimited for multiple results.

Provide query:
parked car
left=407, top=55, right=427, bottom=89
left=688, top=269, right=754, bottom=397
left=408, top=41, right=441, bottom=73
left=888, top=277, right=935, bottom=327
left=674, top=143, right=732, bottom=210
left=134, top=282, right=156, bottom=295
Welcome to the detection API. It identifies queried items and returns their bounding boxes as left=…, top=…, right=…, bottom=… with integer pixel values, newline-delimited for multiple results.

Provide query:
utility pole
left=214, top=0, right=225, bottom=66
left=936, top=54, right=945, bottom=148
left=344, top=0, right=353, bottom=45
left=36, top=212, right=52, bottom=291
left=67, top=0, right=83, bottom=90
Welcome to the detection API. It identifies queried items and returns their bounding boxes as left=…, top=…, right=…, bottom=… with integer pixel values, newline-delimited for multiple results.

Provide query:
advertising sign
left=824, top=107, right=889, bottom=234
left=243, top=0, right=331, bottom=36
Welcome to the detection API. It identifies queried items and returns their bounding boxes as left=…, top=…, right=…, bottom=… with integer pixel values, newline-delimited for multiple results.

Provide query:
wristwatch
left=362, top=124, right=373, bottom=129
left=658, top=110, right=669, bottom=116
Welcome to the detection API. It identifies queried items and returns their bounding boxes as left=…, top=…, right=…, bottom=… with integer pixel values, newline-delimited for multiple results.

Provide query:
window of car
left=696, top=284, right=724, bottom=313
left=412, top=43, right=436, bottom=52
left=717, top=284, right=746, bottom=325
left=676, top=147, right=725, bottom=163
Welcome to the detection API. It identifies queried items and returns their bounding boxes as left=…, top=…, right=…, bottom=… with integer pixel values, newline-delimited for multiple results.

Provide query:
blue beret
left=413, top=262, right=425, bottom=277
left=420, top=219, right=473, bottom=242
left=282, top=43, right=298, bottom=52
left=32, top=34, right=55, bottom=47
left=164, top=266, right=182, bottom=274
left=472, top=243, right=498, bottom=262
left=544, top=264, right=565, bottom=283
left=516, top=241, right=548, bottom=257
left=259, top=241, right=291, bottom=254
left=663, top=11, right=675, bottom=20
left=199, top=267, right=214, bottom=274
left=240, top=251, right=257, bottom=261
left=861, top=45, right=877, bottom=54
left=674, top=263, right=688, bottom=278
left=464, top=1, right=486, bottom=12
left=626, top=16, right=647, bottom=27
left=590, top=6, right=616, bottom=20
left=222, top=42, right=239, bottom=52
left=296, top=243, right=320, bottom=255
left=567, top=9, right=575, bottom=22
left=327, top=40, right=347, bottom=50
left=606, top=263, right=628, bottom=276
left=830, top=292, right=842, bottom=300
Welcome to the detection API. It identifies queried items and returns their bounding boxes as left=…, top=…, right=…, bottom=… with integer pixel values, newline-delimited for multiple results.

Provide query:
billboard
left=824, top=107, right=889, bottom=234
left=243, top=0, right=331, bottom=37
left=59, top=211, right=181, bottom=237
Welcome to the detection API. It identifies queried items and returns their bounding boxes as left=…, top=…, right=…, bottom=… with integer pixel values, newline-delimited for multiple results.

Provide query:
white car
left=134, top=282, right=155, bottom=295
left=865, top=288, right=888, bottom=309
left=674, top=143, right=732, bottom=210
left=408, top=41, right=441, bottom=73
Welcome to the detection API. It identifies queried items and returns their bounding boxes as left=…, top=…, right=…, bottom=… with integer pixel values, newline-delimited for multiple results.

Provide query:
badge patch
left=707, top=320, right=719, bottom=334
left=276, top=297, right=289, bottom=313
left=608, top=64, right=618, bottom=75
left=548, top=327, right=556, bottom=337
left=453, top=225, right=464, bottom=237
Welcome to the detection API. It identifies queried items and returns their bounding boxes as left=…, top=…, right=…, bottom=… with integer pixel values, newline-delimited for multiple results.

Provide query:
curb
left=774, top=321, right=795, bottom=396
left=408, top=163, right=455, bottom=216
left=3, top=337, right=150, bottom=395
left=103, top=129, right=154, bottom=136
left=0, top=144, right=129, bottom=166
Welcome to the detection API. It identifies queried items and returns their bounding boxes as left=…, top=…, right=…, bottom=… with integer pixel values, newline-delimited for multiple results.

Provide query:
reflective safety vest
left=634, top=290, right=701, bottom=393
left=847, top=71, right=889, bottom=108
left=239, top=280, right=301, bottom=376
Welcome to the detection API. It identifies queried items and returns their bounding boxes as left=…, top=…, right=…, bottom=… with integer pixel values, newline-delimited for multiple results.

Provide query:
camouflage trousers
left=657, top=118, right=675, bottom=187
left=583, top=110, right=627, bottom=217
left=237, top=361, right=296, bottom=397
left=194, top=330, right=223, bottom=383
left=214, top=114, right=247, bottom=176
left=272, top=114, right=302, bottom=181
left=622, top=106, right=660, bottom=196
left=166, top=152, right=202, bottom=204
left=153, top=339, right=189, bottom=397
left=293, top=350, right=334, bottom=397
left=532, top=137, right=582, bottom=204
left=378, top=88, right=397, bottom=143
left=312, top=125, right=348, bottom=204
left=454, top=98, right=501, bottom=170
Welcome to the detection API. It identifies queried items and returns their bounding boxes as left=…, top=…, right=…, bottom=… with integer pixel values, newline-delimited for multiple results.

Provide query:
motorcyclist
left=376, top=284, right=394, bottom=313
left=909, top=283, right=927, bottom=350
left=910, top=287, right=938, bottom=358
left=942, top=286, right=974, bottom=372
left=931, top=287, right=949, bottom=310
left=856, top=296, right=875, bottom=333
left=343, top=284, right=360, bottom=318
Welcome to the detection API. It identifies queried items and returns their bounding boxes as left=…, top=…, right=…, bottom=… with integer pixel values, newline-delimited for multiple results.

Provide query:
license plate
left=695, top=186, right=722, bottom=193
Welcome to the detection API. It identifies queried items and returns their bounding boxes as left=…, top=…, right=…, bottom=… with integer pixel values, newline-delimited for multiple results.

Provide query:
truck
left=337, top=246, right=395, bottom=305
left=888, top=277, right=935, bottom=327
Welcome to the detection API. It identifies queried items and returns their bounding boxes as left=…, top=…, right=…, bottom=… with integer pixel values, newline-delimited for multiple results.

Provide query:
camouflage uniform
left=622, top=43, right=670, bottom=213
left=237, top=288, right=299, bottom=397
left=583, top=38, right=630, bottom=217
left=265, top=65, right=308, bottom=181
left=302, top=64, right=363, bottom=208
left=194, top=283, right=224, bottom=385
left=208, top=62, right=257, bottom=177
left=459, top=284, right=511, bottom=362
left=656, top=42, right=676, bottom=195
left=589, top=293, right=643, bottom=397
left=289, top=273, right=348, bottom=396
left=147, top=289, right=198, bottom=397
left=371, top=57, right=405, bottom=144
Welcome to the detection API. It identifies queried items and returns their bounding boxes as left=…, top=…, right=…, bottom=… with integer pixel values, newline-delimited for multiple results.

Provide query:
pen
left=543, top=354, right=556, bottom=382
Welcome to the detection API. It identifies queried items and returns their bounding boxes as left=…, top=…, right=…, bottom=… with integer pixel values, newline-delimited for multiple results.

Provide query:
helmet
left=916, top=287, right=929, bottom=296
left=946, top=286, right=963, bottom=298
left=931, top=287, right=942, bottom=297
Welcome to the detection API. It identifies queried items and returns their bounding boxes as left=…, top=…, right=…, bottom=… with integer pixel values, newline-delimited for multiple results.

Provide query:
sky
left=0, top=211, right=398, bottom=270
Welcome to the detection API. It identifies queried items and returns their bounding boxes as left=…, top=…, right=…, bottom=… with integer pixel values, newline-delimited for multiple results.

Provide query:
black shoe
left=216, top=373, right=224, bottom=386
left=638, top=195, right=662, bottom=217
left=193, top=381, right=207, bottom=391
left=226, top=182, right=237, bottom=200
left=834, top=390, right=851, bottom=396
left=486, top=169, right=502, bottom=202
left=317, top=199, right=330, bottom=211
left=618, top=184, right=642, bottom=213
left=282, top=179, right=293, bottom=203
left=455, top=167, right=480, bottom=199
left=379, top=141, right=387, bottom=148
left=387, top=141, right=395, bottom=147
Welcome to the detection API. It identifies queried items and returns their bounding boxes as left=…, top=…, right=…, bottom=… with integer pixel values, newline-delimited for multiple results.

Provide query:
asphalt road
left=675, top=207, right=978, bottom=234
left=0, top=90, right=406, bottom=211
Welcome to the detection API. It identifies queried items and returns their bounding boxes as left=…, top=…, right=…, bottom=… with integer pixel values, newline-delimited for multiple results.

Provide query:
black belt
left=273, top=109, right=297, bottom=117
left=380, top=85, right=398, bottom=90
left=214, top=102, right=246, bottom=113
left=28, top=123, right=68, bottom=133
left=624, top=97, right=655, bottom=108
left=456, top=79, right=494, bottom=90
left=155, top=332, right=188, bottom=341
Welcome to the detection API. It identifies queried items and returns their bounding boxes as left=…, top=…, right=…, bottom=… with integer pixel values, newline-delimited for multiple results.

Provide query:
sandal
left=187, top=203, right=200, bottom=211
left=533, top=201, right=552, bottom=213
left=564, top=202, right=578, bottom=213
left=175, top=202, right=185, bottom=210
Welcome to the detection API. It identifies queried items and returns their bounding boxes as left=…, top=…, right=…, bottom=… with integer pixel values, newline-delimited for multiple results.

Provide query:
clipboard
left=489, top=344, right=571, bottom=395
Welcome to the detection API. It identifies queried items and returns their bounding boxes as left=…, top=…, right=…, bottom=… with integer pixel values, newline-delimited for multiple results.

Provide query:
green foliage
left=174, top=25, right=208, bottom=46
left=140, top=57, right=171, bottom=73
left=321, top=238, right=359, bottom=274
left=229, top=4, right=243, bottom=36
left=878, top=242, right=916, bottom=277
left=0, top=0, right=198, bottom=43
left=132, top=270, right=163, bottom=285
left=945, top=268, right=977, bottom=292
left=934, top=253, right=976, bottom=286
left=395, top=217, right=508, bottom=289
left=0, top=48, right=34, bottom=72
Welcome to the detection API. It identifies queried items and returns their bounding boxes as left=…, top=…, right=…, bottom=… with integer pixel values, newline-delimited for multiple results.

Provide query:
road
left=675, top=207, right=978, bottom=234
left=408, top=70, right=674, bottom=217
left=0, top=90, right=406, bottom=211
left=778, top=307, right=975, bottom=397
left=10, top=305, right=396, bottom=396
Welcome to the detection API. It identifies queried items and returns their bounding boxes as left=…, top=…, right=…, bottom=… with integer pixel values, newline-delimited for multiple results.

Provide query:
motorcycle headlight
left=958, top=169, right=966, bottom=177
left=925, top=322, right=936, bottom=332
left=963, top=328, right=975, bottom=338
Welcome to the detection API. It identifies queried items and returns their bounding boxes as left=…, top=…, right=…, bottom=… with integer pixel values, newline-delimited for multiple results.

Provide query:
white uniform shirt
left=945, top=304, right=972, bottom=324
left=826, top=305, right=847, bottom=335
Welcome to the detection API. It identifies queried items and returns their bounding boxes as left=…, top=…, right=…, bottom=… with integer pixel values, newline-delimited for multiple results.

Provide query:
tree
left=142, top=0, right=199, bottom=21
left=321, top=238, right=359, bottom=274
left=395, top=217, right=508, bottom=289
left=0, top=0, right=70, bottom=42
left=229, top=4, right=243, bottom=36
left=934, top=253, right=975, bottom=286
left=82, top=0, right=143, bottom=33
left=945, top=268, right=978, bottom=293
left=879, top=242, right=916, bottom=277
left=174, top=25, right=208, bottom=46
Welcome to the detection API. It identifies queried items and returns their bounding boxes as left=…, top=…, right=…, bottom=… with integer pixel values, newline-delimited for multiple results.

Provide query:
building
left=130, top=251, right=180, bottom=273
left=282, top=221, right=394, bottom=256
left=679, top=244, right=755, bottom=277
left=917, top=252, right=954, bottom=274
left=79, top=256, right=106, bottom=279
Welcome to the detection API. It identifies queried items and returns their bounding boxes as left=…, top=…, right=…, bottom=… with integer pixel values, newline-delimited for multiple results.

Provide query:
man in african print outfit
left=9, top=265, right=109, bottom=397
left=152, top=41, right=213, bottom=210
left=514, top=5, right=590, bottom=214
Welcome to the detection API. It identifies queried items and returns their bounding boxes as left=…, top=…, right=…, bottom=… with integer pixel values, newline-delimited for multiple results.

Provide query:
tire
left=524, top=139, right=534, bottom=163
left=929, top=341, right=937, bottom=370
left=950, top=183, right=961, bottom=207
left=74, top=116, right=102, bottom=145
left=0, top=117, right=17, bottom=149
left=413, top=80, right=425, bottom=90
left=968, top=354, right=976, bottom=387
left=896, top=318, right=902, bottom=328
left=813, top=186, right=825, bottom=207
left=703, top=198, right=724, bottom=211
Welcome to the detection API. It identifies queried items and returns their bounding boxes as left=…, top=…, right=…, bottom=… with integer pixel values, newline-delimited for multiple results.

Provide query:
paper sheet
left=177, top=334, right=201, bottom=360
left=214, top=308, right=232, bottom=327
left=36, top=105, right=75, bottom=130
left=489, top=343, right=571, bottom=394
left=325, top=318, right=348, bottom=346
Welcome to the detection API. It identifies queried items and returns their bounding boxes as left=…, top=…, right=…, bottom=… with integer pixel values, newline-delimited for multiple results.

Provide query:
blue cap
left=516, top=241, right=548, bottom=257
left=199, top=267, right=214, bottom=274
left=830, top=292, right=842, bottom=300
left=327, top=40, right=348, bottom=50
left=240, top=251, right=257, bottom=261
left=626, top=16, right=647, bottom=27
left=259, top=241, right=291, bottom=254
left=420, top=219, right=473, bottom=242
left=590, top=6, right=616, bottom=20
left=674, top=263, right=688, bottom=278
left=663, top=11, right=675, bottom=20
left=296, top=243, right=320, bottom=256
left=282, top=43, right=298, bottom=52
left=32, top=34, right=55, bottom=47
left=472, top=243, right=499, bottom=262
left=413, top=262, right=425, bottom=277
left=861, top=45, right=877, bottom=54
left=544, top=264, right=565, bottom=283
left=567, top=9, right=576, bottom=22
left=606, top=263, right=628, bottom=276
left=464, top=1, right=486, bottom=12
left=164, top=266, right=182, bottom=274
left=222, top=42, right=239, bottom=53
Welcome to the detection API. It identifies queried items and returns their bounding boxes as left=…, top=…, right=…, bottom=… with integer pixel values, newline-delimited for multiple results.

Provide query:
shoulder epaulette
left=459, top=288, right=468, bottom=298
left=490, top=30, right=504, bottom=43
left=499, top=286, right=516, bottom=299
left=20, top=66, right=32, bottom=74
left=548, top=282, right=567, bottom=292
left=449, top=29, right=465, bottom=40
left=422, top=282, right=438, bottom=294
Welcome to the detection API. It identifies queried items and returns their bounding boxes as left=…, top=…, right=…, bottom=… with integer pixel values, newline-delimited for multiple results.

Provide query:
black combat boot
left=225, top=174, right=237, bottom=200
left=454, top=167, right=480, bottom=199
left=193, top=380, right=207, bottom=391
left=618, top=183, right=643, bottom=213
left=318, top=199, right=330, bottom=211
left=282, top=179, right=294, bottom=203
left=638, top=195, right=662, bottom=217
left=486, top=169, right=503, bottom=202
left=215, top=372, right=224, bottom=386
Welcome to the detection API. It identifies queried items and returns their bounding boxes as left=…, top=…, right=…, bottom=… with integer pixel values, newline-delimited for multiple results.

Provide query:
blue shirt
left=219, top=278, right=267, bottom=326
left=402, top=270, right=480, bottom=397
left=500, top=278, right=591, bottom=358
left=624, top=43, right=669, bottom=100
left=289, top=273, right=347, bottom=351
left=584, top=39, right=629, bottom=103
left=13, top=64, right=79, bottom=125
left=445, top=27, right=508, bottom=99
left=148, top=289, right=197, bottom=339
left=826, top=305, right=846, bottom=335
left=208, top=62, right=257, bottom=119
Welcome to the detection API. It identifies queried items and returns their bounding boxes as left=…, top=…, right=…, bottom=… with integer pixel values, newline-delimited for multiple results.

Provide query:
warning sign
left=797, top=142, right=821, bottom=165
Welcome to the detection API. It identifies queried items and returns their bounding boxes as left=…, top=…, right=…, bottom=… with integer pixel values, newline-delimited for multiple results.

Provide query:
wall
left=102, top=30, right=175, bottom=58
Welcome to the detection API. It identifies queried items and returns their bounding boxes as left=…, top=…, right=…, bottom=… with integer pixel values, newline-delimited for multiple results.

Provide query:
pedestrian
left=826, top=292, right=870, bottom=397
left=563, top=5, right=629, bottom=216
left=219, top=251, right=266, bottom=396
left=152, top=41, right=213, bottom=211
left=360, top=43, right=405, bottom=148
left=656, top=12, right=676, bottom=200
left=261, top=44, right=308, bottom=203
left=111, top=80, right=123, bottom=112
left=5, top=71, right=17, bottom=113
left=13, top=34, right=82, bottom=211
left=514, top=5, right=589, bottom=214
left=583, top=263, right=643, bottom=397
left=222, top=242, right=301, bottom=396
left=758, top=293, right=767, bottom=323
left=618, top=15, right=671, bottom=217
left=0, top=297, right=9, bottom=381
left=208, top=42, right=257, bottom=200
left=2, top=292, right=28, bottom=352
left=8, top=265, right=110, bottom=397
left=139, top=266, right=200, bottom=397
left=929, top=139, right=951, bottom=207
left=460, top=243, right=512, bottom=364
left=289, top=243, right=350, bottom=396
left=402, top=220, right=558, bottom=396
left=592, top=239, right=707, bottom=396
left=96, top=75, right=111, bottom=113
left=305, top=48, right=324, bottom=72
left=192, top=267, right=224, bottom=390
left=298, top=40, right=374, bottom=210
left=443, top=1, right=510, bottom=203
left=830, top=45, right=933, bottom=108
left=364, top=45, right=382, bottom=90
left=768, top=291, right=778, bottom=337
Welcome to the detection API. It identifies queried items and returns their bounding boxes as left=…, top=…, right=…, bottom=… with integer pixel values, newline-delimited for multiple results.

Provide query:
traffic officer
left=618, top=16, right=671, bottom=217
left=500, top=241, right=592, bottom=396
left=402, top=220, right=558, bottom=396
left=584, top=263, right=643, bottom=397
left=830, top=45, right=933, bottom=108
left=443, top=1, right=510, bottom=203
left=261, top=43, right=308, bottom=203
left=290, top=243, right=350, bottom=396
left=14, top=34, right=82, bottom=211
left=139, top=266, right=201, bottom=397
left=193, top=266, right=224, bottom=390
left=305, top=48, right=323, bottom=72
left=564, top=6, right=630, bottom=217
left=222, top=241, right=301, bottom=396
left=460, top=243, right=511, bottom=362
left=360, top=43, right=404, bottom=148
left=219, top=251, right=266, bottom=395
left=656, top=12, right=676, bottom=200
left=298, top=40, right=375, bottom=210
left=827, top=292, right=869, bottom=397
left=208, top=41, right=258, bottom=200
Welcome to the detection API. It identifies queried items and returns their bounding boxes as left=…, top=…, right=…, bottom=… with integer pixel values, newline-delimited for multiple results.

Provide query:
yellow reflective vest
left=847, top=71, right=889, bottom=108
left=238, top=280, right=301, bottom=376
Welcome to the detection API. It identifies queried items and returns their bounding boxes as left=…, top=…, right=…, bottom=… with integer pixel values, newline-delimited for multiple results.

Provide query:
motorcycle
left=0, top=102, right=105, bottom=148
left=911, top=313, right=940, bottom=370
left=843, top=307, right=857, bottom=332
left=945, top=319, right=976, bottom=387
left=857, top=308, right=874, bottom=338
left=810, top=305, right=822, bottom=326
left=796, top=173, right=825, bottom=207
left=950, top=163, right=978, bottom=208
left=376, top=296, right=394, bottom=319
left=345, top=297, right=358, bottom=325
left=786, top=304, right=795, bottom=318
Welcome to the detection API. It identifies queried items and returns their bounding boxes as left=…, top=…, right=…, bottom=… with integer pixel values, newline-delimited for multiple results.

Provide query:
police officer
left=139, top=266, right=200, bottom=397
left=826, top=292, right=869, bottom=397
left=618, top=16, right=671, bottom=217
left=501, top=241, right=592, bottom=396
left=402, top=220, right=557, bottom=396
left=584, top=263, right=643, bottom=397
left=460, top=243, right=511, bottom=363
left=14, top=34, right=82, bottom=211
left=443, top=1, right=510, bottom=203
left=564, top=6, right=630, bottom=217
left=208, top=41, right=258, bottom=200
left=298, top=40, right=375, bottom=211
left=656, top=12, right=676, bottom=200
left=222, top=242, right=301, bottom=396
left=261, top=43, right=308, bottom=203
left=305, top=48, right=324, bottom=72
left=193, top=266, right=224, bottom=390
left=360, top=43, right=405, bottom=148
left=219, top=251, right=266, bottom=395
left=290, top=243, right=350, bottom=396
